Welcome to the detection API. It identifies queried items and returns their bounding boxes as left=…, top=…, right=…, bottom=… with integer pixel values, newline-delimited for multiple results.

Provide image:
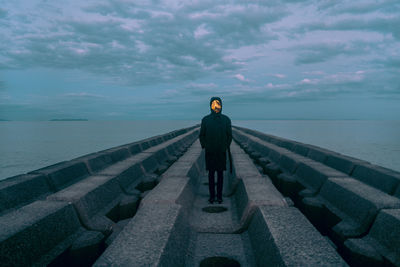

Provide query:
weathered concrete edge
left=229, top=141, right=288, bottom=232
left=248, top=205, right=348, bottom=266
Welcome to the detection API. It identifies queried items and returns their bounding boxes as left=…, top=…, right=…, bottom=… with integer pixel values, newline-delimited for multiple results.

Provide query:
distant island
left=0, top=119, right=10, bottom=121
left=50, top=119, right=88, bottom=121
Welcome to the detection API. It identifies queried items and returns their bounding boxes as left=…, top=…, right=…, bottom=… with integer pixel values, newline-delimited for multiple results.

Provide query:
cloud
left=234, top=73, right=249, bottom=82
left=375, top=56, right=400, bottom=69
left=62, top=92, right=105, bottom=98
left=302, top=71, right=325, bottom=75
left=0, top=80, right=5, bottom=90
left=0, top=8, right=7, bottom=18
left=272, top=74, right=286, bottom=78
left=291, top=41, right=377, bottom=64
left=194, top=24, right=211, bottom=39
left=2, top=0, right=399, bottom=120
left=318, top=0, right=400, bottom=15
left=0, top=1, right=289, bottom=86
left=295, top=16, right=400, bottom=40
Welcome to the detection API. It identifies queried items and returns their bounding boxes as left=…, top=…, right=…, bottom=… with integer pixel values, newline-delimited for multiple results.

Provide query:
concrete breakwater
left=0, top=125, right=399, bottom=266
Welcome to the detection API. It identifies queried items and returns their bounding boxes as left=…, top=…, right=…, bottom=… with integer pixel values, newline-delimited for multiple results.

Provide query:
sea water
left=1, top=120, right=399, bottom=180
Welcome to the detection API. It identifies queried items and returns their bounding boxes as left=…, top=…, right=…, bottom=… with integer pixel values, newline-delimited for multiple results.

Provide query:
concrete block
left=119, top=195, right=140, bottom=220
left=141, top=140, right=151, bottom=150
left=154, top=136, right=164, bottom=145
left=107, top=147, right=130, bottom=163
left=274, top=138, right=296, bottom=151
left=263, top=162, right=281, bottom=182
left=114, top=162, right=144, bottom=192
left=278, top=154, right=306, bottom=174
left=249, top=151, right=262, bottom=160
left=47, top=175, right=123, bottom=234
left=302, top=197, right=326, bottom=230
left=128, top=143, right=142, bottom=155
left=141, top=176, right=195, bottom=207
left=188, top=162, right=201, bottom=180
left=161, top=161, right=191, bottom=177
left=352, top=163, right=400, bottom=195
left=136, top=175, right=158, bottom=192
left=395, top=185, right=400, bottom=199
left=0, top=174, right=51, bottom=214
left=293, top=143, right=310, bottom=156
left=346, top=209, right=400, bottom=266
left=258, top=157, right=270, bottom=166
left=235, top=178, right=287, bottom=226
left=267, top=149, right=283, bottom=163
left=276, top=173, right=304, bottom=199
left=149, top=138, right=158, bottom=147
left=162, top=133, right=173, bottom=141
left=30, top=161, right=90, bottom=191
left=178, top=150, right=202, bottom=163
left=319, top=178, right=400, bottom=241
left=307, top=145, right=331, bottom=163
left=166, top=155, right=178, bottom=164
left=165, top=142, right=178, bottom=156
left=0, top=200, right=83, bottom=266
left=247, top=143, right=266, bottom=158
left=154, top=163, right=169, bottom=175
left=78, top=152, right=114, bottom=173
left=95, top=156, right=144, bottom=190
left=325, top=153, right=366, bottom=175
left=145, top=139, right=173, bottom=153
left=295, top=161, right=348, bottom=195
left=188, top=233, right=254, bottom=267
left=342, top=238, right=383, bottom=266
left=140, top=190, right=151, bottom=199
left=141, top=155, right=159, bottom=173
left=230, top=143, right=246, bottom=155
left=247, top=206, right=347, bottom=266
left=104, top=219, right=130, bottom=247
left=153, top=148, right=169, bottom=164
left=94, top=203, right=189, bottom=266
left=70, top=230, right=105, bottom=267
left=234, top=161, right=262, bottom=180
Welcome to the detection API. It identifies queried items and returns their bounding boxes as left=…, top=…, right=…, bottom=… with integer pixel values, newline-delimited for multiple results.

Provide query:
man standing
left=199, top=97, right=232, bottom=204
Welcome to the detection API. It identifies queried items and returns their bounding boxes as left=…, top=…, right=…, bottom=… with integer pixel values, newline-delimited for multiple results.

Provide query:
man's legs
left=208, top=169, right=215, bottom=202
left=216, top=170, right=223, bottom=202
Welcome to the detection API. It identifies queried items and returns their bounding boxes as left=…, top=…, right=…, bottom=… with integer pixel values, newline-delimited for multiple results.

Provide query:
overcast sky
left=0, top=0, right=399, bottom=120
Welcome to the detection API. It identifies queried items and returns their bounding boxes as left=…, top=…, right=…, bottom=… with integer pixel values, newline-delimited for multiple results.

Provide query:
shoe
left=217, top=198, right=223, bottom=204
left=208, top=198, right=215, bottom=204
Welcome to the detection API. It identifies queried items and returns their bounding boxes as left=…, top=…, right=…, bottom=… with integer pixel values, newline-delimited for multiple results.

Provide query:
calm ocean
left=1, top=120, right=399, bottom=180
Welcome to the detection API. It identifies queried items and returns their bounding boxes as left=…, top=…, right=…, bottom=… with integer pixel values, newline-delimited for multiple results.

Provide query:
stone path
left=185, top=169, right=256, bottom=266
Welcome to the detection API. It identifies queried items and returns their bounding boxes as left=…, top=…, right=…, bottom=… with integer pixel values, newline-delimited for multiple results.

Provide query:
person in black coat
left=199, top=96, right=232, bottom=204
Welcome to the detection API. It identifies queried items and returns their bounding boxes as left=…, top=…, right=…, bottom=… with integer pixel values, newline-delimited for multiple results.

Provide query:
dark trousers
left=208, top=169, right=223, bottom=200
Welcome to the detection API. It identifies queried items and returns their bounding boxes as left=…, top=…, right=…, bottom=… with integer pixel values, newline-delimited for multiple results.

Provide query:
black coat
left=199, top=98, right=232, bottom=171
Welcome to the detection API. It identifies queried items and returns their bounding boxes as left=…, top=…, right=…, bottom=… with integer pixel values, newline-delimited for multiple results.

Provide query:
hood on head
left=210, top=96, right=222, bottom=113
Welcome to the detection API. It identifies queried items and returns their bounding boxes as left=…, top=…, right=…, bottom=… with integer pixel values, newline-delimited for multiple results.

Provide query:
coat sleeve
left=199, top=118, right=206, bottom=149
left=226, top=117, right=232, bottom=148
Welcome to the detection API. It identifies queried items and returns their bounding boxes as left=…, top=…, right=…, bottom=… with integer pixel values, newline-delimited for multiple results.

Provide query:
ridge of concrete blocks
left=233, top=125, right=400, bottom=266
left=0, top=125, right=197, bottom=215
left=230, top=141, right=348, bottom=265
left=93, top=139, right=204, bottom=266
left=0, top=125, right=199, bottom=266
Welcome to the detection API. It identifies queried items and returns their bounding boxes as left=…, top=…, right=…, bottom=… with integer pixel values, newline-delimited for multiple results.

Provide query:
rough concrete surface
left=3, top=124, right=400, bottom=267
